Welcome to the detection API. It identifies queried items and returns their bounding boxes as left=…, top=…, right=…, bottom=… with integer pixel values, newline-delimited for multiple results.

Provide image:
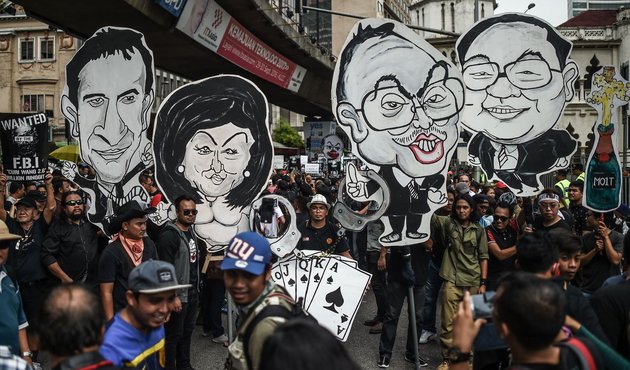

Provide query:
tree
left=272, top=118, right=304, bottom=148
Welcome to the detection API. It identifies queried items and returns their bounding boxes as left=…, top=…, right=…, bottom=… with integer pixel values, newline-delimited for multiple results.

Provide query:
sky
left=495, top=0, right=568, bottom=26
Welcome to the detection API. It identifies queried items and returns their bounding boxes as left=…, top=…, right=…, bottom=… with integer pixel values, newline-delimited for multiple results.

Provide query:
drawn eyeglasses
left=356, top=78, right=463, bottom=132
left=462, top=59, right=561, bottom=91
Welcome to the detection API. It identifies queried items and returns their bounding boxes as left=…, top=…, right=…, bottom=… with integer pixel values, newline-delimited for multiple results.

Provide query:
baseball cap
left=15, top=197, right=37, bottom=209
left=307, top=194, right=330, bottom=210
left=221, top=232, right=272, bottom=276
left=128, top=260, right=191, bottom=294
left=455, top=182, right=470, bottom=195
left=495, top=181, right=508, bottom=189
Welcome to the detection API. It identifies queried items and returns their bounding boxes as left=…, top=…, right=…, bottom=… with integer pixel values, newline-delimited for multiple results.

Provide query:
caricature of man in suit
left=334, top=20, right=462, bottom=245
left=457, top=14, right=579, bottom=195
left=61, top=27, right=154, bottom=233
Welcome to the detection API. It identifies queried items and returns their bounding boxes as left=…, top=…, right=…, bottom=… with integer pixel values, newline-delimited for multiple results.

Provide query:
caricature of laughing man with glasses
left=456, top=14, right=579, bottom=195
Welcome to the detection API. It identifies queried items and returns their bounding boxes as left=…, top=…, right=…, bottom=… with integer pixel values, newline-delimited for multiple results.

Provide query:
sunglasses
left=183, top=209, right=198, bottom=216
left=493, top=215, right=510, bottom=223
left=65, top=199, right=84, bottom=206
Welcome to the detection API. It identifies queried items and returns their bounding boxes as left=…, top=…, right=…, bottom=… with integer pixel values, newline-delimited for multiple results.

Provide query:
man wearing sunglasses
left=334, top=20, right=462, bottom=246
left=456, top=13, right=579, bottom=195
left=157, top=195, right=200, bottom=370
left=486, top=201, right=519, bottom=291
left=41, top=191, right=102, bottom=290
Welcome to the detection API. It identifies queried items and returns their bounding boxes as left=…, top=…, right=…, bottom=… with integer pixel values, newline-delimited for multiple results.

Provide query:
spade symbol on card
left=300, top=274, right=308, bottom=283
left=314, top=273, right=321, bottom=283
left=323, top=287, right=344, bottom=313
left=341, top=314, right=348, bottom=323
left=288, top=278, right=296, bottom=287
left=327, top=276, right=334, bottom=285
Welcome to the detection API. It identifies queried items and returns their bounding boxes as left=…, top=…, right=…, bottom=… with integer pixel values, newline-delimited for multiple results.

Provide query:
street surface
left=191, top=290, right=444, bottom=369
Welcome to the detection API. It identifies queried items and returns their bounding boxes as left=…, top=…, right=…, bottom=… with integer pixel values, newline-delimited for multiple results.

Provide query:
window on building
left=18, top=38, right=34, bottom=62
left=39, top=36, right=55, bottom=61
left=422, top=8, right=425, bottom=26
left=441, top=3, right=445, bottom=30
left=481, top=3, right=485, bottom=18
left=21, top=94, right=54, bottom=118
left=451, top=3, right=455, bottom=32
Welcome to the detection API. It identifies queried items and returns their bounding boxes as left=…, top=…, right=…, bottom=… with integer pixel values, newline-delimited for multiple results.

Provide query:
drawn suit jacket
left=469, top=129, right=576, bottom=189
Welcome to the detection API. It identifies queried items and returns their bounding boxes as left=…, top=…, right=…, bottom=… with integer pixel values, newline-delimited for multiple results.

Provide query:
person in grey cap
left=100, top=260, right=190, bottom=370
left=98, top=200, right=158, bottom=321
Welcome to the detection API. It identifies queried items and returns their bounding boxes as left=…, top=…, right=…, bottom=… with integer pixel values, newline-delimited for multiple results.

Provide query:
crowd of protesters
left=0, top=161, right=630, bottom=370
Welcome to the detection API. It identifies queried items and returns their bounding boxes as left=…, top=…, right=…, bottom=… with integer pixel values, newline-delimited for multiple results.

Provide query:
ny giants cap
left=220, top=232, right=272, bottom=276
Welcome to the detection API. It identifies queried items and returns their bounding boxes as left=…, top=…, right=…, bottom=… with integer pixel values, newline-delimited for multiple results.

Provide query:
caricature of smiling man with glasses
left=333, top=20, right=463, bottom=245
left=456, top=14, right=579, bottom=195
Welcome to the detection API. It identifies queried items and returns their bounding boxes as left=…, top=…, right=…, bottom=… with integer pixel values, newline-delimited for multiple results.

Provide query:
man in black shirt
left=591, top=276, right=630, bottom=360
left=580, top=211, right=623, bottom=296
left=531, top=189, right=572, bottom=233
left=568, top=180, right=588, bottom=236
left=41, top=191, right=102, bottom=290
left=98, top=200, right=158, bottom=321
left=0, top=171, right=56, bottom=362
left=157, top=195, right=199, bottom=370
left=486, top=201, right=518, bottom=290
left=297, top=194, right=351, bottom=257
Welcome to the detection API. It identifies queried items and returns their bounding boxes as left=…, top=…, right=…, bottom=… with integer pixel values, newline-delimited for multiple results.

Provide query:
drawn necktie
left=498, top=145, right=508, bottom=168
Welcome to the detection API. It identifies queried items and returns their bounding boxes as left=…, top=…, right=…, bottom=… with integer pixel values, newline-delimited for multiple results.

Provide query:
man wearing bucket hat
left=98, top=200, right=158, bottom=320
left=100, top=260, right=190, bottom=370
left=296, top=194, right=351, bottom=257
left=0, top=220, right=32, bottom=366
left=222, top=232, right=297, bottom=370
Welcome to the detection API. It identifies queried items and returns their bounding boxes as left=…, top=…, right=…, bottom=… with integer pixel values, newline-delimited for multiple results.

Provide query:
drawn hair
left=65, top=27, right=154, bottom=107
left=456, top=14, right=572, bottom=68
left=336, top=23, right=409, bottom=101
left=153, top=75, right=272, bottom=210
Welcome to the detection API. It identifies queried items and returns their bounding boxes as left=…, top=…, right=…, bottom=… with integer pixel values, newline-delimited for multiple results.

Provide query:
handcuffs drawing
left=249, top=194, right=301, bottom=258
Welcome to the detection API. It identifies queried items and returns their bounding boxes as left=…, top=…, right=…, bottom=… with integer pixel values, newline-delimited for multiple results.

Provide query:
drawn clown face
left=181, top=122, right=254, bottom=199
left=460, top=22, right=576, bottom=144
left=322, top=134, right=343, bottom=160
left=339, top=35, right=462, bottom=178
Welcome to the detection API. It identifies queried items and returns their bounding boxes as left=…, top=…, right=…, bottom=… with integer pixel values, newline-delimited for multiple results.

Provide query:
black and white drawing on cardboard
left=456, top=13, right=579, bottom=195
left=152, top=75, right=273, bottom=251
left=60, top=26, right=155, bottom=234
left=332, top=19, right=463, bottom=246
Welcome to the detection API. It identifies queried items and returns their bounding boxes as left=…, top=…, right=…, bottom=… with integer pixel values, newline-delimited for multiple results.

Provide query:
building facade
left=568, top=0, right=630, bottom=17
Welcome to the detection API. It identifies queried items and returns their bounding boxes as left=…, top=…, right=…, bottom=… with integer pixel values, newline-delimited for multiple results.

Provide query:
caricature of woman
left=153, top=75, right=273, bottom=249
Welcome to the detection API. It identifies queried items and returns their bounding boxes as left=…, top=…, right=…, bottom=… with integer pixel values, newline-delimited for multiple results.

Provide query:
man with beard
left=333, top=20, right=462, bottom=245
left=41, top=191, right=102, bottom=290
left=157, top=195, right=200, bottom=370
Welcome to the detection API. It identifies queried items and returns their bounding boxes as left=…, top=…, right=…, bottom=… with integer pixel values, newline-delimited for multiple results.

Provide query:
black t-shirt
left=533, top=216, right=572, bottom=233
left=486, top=223, right=518, bottom=290
left=580, top=231, right=624, bottom=294
left=591, top=279, right=630, bottom=360
left=297, top=220, right=349, bottom=254
left=6, top=217, right=50, bottom=283
left=569, top=204, right=588, bottom=236
left=387, top=245, right=429, bottom=286
left=510, top=337, right=603, bottom=370
left=98, top=238, right=158, bottom=313
left=183, top=229, right=199, bottom=288
left=554, top=279, right=610, bottom=345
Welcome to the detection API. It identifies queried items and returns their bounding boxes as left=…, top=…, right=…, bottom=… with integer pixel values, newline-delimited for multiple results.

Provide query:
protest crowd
left=0, top=163, right=629, bottom=370
left=2, top=8, right=630, bottom=370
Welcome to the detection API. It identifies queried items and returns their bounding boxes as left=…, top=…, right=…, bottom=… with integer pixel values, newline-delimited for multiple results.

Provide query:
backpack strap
left=242, top=304, right=292, bottom=370
left=558, top=337, right=597, bottom=370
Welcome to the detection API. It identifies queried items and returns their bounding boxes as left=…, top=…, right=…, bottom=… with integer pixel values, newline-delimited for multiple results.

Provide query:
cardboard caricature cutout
left=60, top=26, right=155, bottom=234
left=321, top=134, right=343, bottom=161
left=583, top=66, right=628, bottom=212
left=332, top=19, right=463, bottom=246
left=152, top=75, right=273, bottom=251
left=456, top=13, right=579, bottom=195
